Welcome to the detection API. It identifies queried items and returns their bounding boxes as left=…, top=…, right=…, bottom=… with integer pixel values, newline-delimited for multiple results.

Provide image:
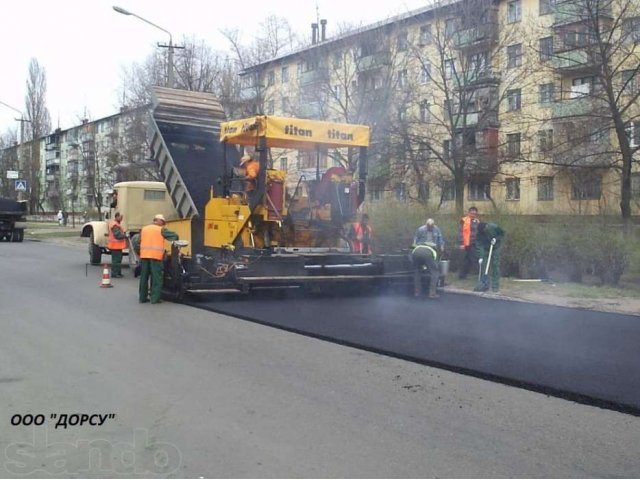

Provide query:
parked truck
left=0, top=198, right=27, bottom=242
left=80, top=181, right=178, bottom=265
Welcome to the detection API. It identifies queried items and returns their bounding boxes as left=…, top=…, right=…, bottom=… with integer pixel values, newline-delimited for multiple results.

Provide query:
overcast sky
left=0, top=0, right=428, bottom=135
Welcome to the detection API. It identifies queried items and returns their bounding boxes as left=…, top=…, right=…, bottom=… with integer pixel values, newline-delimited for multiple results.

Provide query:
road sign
left=6, top=170, right=19, bottom=179
left=15, top=180, right=28, bottom=192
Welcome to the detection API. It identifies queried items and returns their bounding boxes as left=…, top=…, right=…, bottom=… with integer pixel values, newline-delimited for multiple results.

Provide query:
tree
left=24, top=58, right=51, bottom=213
left=0, top=129, right=18, bottom=198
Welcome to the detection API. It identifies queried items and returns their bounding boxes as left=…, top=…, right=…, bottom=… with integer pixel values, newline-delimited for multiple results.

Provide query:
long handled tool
left=478, top=258, right=483, bottom=284
left=485, top=241, right=495, bottom=276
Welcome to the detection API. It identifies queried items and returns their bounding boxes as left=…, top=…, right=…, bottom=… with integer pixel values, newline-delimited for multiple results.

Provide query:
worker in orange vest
left=108, top=212, right=127, bottom=278
left=458, top=206, right=480, bottom=280
left=349, top=213, right=373, bottom=254
left=239, top=152, right=260, bottom=192
left=137, top=214, right=179, bottom=304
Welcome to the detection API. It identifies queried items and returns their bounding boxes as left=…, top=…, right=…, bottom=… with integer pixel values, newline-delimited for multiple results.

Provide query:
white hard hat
left=426, top=218, right=435, bottom=226
left=153, top=214, right=166, bottom=223
left=240, top=154, right=251, bottom=164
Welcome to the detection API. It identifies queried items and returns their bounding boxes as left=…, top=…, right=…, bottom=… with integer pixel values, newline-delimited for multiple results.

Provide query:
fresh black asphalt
left=187, top=290, right=640, bottom=415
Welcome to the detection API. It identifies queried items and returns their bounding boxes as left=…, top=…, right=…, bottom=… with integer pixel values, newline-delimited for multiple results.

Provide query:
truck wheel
left=10, top=229, right=24, bottom=242
left=89, top=232, right=102, bottom=265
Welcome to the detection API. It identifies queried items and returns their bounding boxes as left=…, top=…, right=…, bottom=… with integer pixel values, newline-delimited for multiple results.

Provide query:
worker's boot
left=428, top=278, right=439, bottom=299
left=413, top=271, right=422, bottom=297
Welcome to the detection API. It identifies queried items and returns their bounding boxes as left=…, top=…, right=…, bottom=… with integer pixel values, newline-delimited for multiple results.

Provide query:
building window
left=507, top=44, right=523, bottom=68
left=506, top=178, right=521, bottom=200
left=297, top=62, right=304, bottom=75
left=443, top=139, right=452, bottom=160
left=282, top=97, right=291, bottom=113
left=395, top=183, right=407, bottom=201
left=625, top=122, right=640, bottom=147
left=632, top=173, right=640, bottom=198
left=419, top=24, right=432, bottom=45
left=280, top=157, right=288, bottom=170
left=333, top=52, right=343, bottom=69
left=622, top=17, right=640, bottom=43
left=397, top=32, right=408, bottom=51
left=539, top=129, right=554, bottom=151
left=444, top=59, right=455, bottom=80
left=267, top=71, right=275, bottom=86
left=571, top=172, right=602, bottom=200
left=397, top=69, right=408, bottom=88
left=507, top=133, right=521, bottom=156
left=445, top=18, right=456, bottom=37
left=539, top=83, right=555, bottom=104
left=420, top=62, right=431, bottom=84
left=507, top=89, right=522, bottom=111
left=333, top=84, right=342, bottom=99
left=419, top=101, right=430, bottom=122
left=621, top=70, right=638, bottom=95
left=468, top=179, right=491, bottom=200
left=369, top=187, right=383, bottom=203
left=539, top=0, right=553, bottom=15
left=281, top=66, right=289, bottom=83
left=441, top=180, right=456, bottom=201
left=589, top=125, right=608, bottom=144
left=539, top=37, right=553, bottom=62
left=537, top=176, right=554, bottom=200
left=398, top=107, right=407, bottom=122
left=507, top=0, right=522, bottom=23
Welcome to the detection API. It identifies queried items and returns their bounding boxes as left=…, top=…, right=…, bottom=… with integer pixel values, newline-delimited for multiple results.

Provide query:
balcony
left=239, top=86, right=260, bottom=101
left=553, top=1, right=611, bottom=27
left=453, top=23, right=498, bottom=50
left=297, top=102, right=323, bottom=119
left=551, top=47, right=601, bottom=73
left=299, top=67, right=329, bottom=86
left=357, top=51, right=391, bottom=72
left=552, top=96, right=601, bottom=118
left=452, top=110, right=499, bottom=130
left=459, top=69, right=501, bottom=88
left=45, top=158, right=60, bottom=167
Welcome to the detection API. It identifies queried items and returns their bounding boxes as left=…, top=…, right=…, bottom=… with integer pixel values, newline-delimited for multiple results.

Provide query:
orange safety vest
left=108, top=220, right=126, bottom=250
left=351, top=223, right=372, bottom=254
left=460, top=216, right=472, bottom=247
left=244, top=160, right=260, bottom=191
left=140, top=224, right=165, bottom=260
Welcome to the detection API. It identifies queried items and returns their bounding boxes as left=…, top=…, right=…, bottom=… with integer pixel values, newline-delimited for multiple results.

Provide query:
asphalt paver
left=189, top=289, right=640, bottom=415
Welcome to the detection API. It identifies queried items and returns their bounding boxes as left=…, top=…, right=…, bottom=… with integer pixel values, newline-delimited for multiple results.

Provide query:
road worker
left=108, top=212, right=126, bottom=278
left=458, top=206, right=480, bottom=279
left=349, top=213, right=373, bottom=254
left=239, top=152, right=260, bottom=192
left=411, top=218, right=444, bottom=298
left=137, top=214, right=179, bottom=304
left=474, top=222, right=505, bottom=293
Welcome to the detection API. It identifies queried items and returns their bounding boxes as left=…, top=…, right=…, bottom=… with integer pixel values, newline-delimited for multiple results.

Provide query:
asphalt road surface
left=1, top=240, right=639, bottom=477
left=192, top=287, right=640, bottom=415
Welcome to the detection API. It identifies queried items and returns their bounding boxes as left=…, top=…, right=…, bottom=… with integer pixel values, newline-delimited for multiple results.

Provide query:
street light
left=112, top=5, right=181, bottom=87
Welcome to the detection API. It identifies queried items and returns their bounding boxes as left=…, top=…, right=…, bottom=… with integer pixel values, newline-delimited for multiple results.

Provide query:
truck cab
left=80, top=181, right=178, bottom=265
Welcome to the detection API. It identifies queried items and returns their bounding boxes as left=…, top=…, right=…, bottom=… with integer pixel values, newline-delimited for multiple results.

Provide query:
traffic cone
left=100, top=263, right=113, bottom=288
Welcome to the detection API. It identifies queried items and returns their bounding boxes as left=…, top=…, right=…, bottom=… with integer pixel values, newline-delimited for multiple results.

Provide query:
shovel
left=484, top=241, right=495, bottom=276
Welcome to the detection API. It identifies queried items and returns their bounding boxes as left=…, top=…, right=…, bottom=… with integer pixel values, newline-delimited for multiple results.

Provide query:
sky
left=0, top=0, right=429, bottom=135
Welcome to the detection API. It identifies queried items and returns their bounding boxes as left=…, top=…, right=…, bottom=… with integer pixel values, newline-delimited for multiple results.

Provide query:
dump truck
left=144, top=87, right=441, bottom=300
left=0, top=198, right=27, bottom=242
left=80, top=181, right=178, bottom=265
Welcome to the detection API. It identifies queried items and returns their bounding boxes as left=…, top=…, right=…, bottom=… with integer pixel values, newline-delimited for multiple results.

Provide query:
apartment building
left=238, top=0, right=640, bottom=215
left=0, top=107, right=150, bottom=214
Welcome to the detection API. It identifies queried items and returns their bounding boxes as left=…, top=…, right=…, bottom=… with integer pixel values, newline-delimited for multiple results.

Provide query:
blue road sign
left=15, top=180, right=28, bottom=191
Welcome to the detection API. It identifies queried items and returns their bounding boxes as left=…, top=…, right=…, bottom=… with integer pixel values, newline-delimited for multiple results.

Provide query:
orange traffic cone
left=100, top=263, right=113, bottom=288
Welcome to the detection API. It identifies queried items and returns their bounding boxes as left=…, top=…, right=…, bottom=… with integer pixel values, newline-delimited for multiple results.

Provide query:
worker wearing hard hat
left=411, top=218, right=444, bottom=298
left=239, top=152, right=260, bottom=192
left=137, top=214, right=179, bottom=304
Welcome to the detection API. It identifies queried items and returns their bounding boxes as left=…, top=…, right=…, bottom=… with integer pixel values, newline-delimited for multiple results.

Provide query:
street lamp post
left=112, top=6, right=182, bottom=87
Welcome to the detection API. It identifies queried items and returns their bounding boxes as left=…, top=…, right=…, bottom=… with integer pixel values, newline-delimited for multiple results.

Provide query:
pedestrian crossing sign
left=15, top=180, right=28, bottom=191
